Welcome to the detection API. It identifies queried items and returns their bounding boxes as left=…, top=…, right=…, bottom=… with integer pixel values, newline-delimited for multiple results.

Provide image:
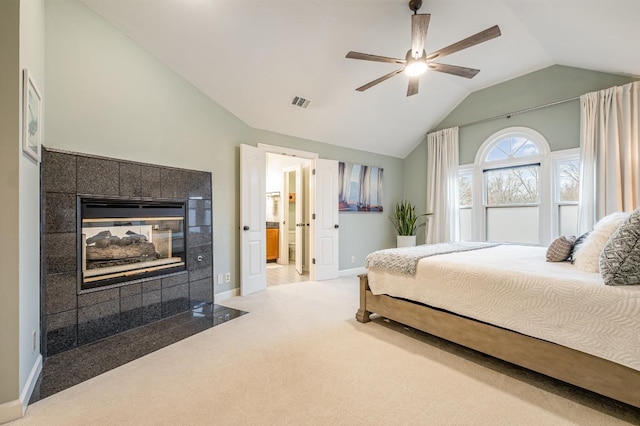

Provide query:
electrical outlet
left=217, top=273, right=224, bottom=285
left=351, top=256, right=356, bottom=264
left=32, top=330, right=37, bottom=352
left=225, top=272, right=231, bottom=283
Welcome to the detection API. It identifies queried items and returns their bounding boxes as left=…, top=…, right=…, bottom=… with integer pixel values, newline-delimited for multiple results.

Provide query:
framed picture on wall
left=338, top=161, right=384, bottom=212
left=22, top=69, right=42, bottom=162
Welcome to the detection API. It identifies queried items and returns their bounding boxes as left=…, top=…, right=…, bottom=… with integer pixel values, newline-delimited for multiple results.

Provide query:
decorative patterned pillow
left=600, top=208, right=640, bottom=286
left=573, top=212, right=630, bottom=272
left=546, top=235, right=576, bottom=262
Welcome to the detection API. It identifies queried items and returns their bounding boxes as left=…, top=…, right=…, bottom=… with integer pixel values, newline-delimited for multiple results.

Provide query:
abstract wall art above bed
left=338, top=161, right=383, bottom=212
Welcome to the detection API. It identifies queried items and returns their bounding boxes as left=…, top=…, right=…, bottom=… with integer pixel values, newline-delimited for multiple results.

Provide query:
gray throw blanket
left=365, top=242, right=500, bottom=275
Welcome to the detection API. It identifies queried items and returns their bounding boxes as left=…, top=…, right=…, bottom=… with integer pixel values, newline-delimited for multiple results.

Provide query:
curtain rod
left=458, top=96, right=580, bottom=129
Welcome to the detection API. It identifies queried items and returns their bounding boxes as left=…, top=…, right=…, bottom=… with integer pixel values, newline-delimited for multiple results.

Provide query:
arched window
left=479, top=129, right=548, bottom=244
left=485, top=136, right=540, bottom=162
left=458, top=127, right=580, bottom=245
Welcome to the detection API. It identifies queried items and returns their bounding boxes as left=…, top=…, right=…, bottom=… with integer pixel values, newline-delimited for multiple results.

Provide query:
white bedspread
left=367, top=245, right=640, bottom=371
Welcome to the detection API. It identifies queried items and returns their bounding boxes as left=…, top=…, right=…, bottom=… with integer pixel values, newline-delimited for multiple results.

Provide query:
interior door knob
left=334, top=224, right=339, bottom=229
left=243, top=226, right=249, bottom=231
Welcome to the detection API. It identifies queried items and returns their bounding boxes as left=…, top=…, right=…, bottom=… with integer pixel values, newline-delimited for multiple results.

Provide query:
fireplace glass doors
left=80, top=198, right=186, bottom=290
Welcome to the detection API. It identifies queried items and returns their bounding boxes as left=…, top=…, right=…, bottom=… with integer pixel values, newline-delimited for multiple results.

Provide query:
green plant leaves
left=390, top=200, right=425, bottom=236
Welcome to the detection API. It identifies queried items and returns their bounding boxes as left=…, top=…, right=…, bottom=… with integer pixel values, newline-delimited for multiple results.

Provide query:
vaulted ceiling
left=81, top=0, right=640, bottom=158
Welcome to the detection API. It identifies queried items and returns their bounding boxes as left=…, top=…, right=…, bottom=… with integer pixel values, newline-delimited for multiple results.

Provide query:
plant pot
left=397, top=235, right=416, bottom=248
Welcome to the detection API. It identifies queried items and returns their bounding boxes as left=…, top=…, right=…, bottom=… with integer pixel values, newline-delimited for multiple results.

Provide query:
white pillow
left=573, top=212, right=630, bottom=273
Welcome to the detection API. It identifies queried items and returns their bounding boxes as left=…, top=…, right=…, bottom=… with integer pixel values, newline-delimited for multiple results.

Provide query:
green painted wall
left=0, top=0, right=21, bottom=412
left=45, top=0, right=403, bottom=298
left=402, top=135, right=428, bottom=244
left=403, top=65, right=638, bottom=239
left=439, top=65, right=637, bottom=164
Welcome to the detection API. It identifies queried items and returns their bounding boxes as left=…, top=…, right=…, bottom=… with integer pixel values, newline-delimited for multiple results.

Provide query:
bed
left=356, top=244, right=640, bottom=408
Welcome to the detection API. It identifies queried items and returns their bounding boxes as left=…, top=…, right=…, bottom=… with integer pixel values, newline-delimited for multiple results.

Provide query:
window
left=481, top=131, right=544, bottom=245
left=457, top=127, right=579, bottom=246
left=458, top=168, right=473, bottom=241
left=485, top=164, right=540, bottom=206
left=552, top=150, right=580, bottom=237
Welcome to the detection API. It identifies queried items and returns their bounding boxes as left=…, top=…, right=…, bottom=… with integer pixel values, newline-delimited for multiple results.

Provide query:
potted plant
left=389, top=200, right=431, bottom=247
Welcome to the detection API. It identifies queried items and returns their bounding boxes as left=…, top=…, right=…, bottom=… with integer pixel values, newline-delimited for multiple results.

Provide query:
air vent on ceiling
left=290, top=96, right=311, bottom=110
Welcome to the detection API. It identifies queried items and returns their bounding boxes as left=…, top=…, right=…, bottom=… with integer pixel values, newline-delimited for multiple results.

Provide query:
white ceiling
left=81, top=0, right=640, bottom=158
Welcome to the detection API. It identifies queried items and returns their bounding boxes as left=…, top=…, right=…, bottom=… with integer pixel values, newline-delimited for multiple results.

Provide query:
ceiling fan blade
left=427, top=25, right=501, bottom=61
left=346, top=51, right=405, bottom=64
left=429, top=63, right=480, bottom=79
left=356, top=69, right=404, bottom=92
left=410, top=14, right=430, bottom=59
left=407, top=76, right=419, bottom=97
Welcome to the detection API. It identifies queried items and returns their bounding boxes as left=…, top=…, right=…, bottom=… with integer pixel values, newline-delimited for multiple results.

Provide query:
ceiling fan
left=346, top=0, right=501, bottom=97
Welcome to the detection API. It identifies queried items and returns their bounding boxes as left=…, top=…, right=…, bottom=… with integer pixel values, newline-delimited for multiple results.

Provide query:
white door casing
left=281, top=164, right=303, bottom=274
left=280, top=169, right=290, bottom=265
left=311, top=158, right=339, bottom=281
left=240, top=144, right=266, bottom=295
left=303, top=165, right=311, bottom=271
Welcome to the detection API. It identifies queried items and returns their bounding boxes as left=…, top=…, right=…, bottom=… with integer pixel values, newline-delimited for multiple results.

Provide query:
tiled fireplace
left=41, top=148, right=213, bottom=356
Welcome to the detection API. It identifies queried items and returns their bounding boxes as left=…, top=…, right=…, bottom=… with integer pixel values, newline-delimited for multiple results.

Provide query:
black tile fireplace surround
left=41, top=147, right=213, bottom=357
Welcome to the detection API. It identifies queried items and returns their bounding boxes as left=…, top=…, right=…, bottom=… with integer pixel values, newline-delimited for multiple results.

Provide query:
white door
left=311, top=159, right=339, bottom=281
left=240, top=144, right=266, bottom=295
left=293, top=164, right=304, bottom=274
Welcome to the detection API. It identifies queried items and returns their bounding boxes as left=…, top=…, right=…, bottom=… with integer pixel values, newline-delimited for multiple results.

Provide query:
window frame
left=472, top=127, right=551, bottom=245
left=458, top=129, right=580, bottom=245
left=549, top=148, right=580, bottom=238
left=457, top=166, right=474, bottom=241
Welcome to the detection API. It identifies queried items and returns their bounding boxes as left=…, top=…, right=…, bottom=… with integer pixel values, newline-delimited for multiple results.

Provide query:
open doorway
left=240, top=143, right=339, bottom=295
left=265, top=153, right=311, bottom=287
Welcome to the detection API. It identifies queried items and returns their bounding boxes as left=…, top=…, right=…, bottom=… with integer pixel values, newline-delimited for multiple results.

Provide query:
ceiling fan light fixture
left=404, top=59, right=428, bottom=76
left=345, top=1, right=501, bottom=96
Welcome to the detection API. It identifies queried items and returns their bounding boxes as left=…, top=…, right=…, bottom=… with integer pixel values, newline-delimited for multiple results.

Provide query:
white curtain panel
left=426, top=127, right=459, bottom=243
left=578, top=81, right=640, bottom=234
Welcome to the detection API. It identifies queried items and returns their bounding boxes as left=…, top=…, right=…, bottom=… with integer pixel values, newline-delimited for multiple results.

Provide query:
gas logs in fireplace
left=80, top=198, right=187, bottom=290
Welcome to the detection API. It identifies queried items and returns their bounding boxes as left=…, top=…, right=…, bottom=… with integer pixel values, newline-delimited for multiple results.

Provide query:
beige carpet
left=12, top=276, right=640, bottom=425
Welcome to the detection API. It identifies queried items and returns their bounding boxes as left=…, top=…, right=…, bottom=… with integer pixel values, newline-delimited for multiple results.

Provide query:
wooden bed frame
left=356, top=274, right=640, bottom=409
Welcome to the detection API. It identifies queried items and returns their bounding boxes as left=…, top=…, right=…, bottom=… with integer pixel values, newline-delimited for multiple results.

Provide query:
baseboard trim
left=215, top=269, right=365, bottom=300
left=339, top=267, right=367, bottom=277
left=21, top=354, right=42, bottom=414
left=215, top=288, right=240, bottom=302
